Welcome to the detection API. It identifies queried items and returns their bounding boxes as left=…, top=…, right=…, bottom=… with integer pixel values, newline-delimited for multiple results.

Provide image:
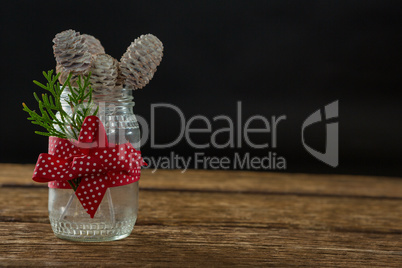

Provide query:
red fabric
left=32, top=116, right=146, bottom=218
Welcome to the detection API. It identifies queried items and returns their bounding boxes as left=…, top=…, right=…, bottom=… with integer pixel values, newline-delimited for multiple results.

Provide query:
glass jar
left=48, top=87, right=141, bottom=242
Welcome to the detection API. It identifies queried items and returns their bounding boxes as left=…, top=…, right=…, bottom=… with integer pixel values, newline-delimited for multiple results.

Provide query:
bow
left=33, top=116, right=146, bottom=218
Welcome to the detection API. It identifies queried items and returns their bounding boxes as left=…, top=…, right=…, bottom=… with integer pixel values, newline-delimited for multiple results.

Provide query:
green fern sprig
left=23, top=70, right=99, bottom=140
left=23, top=70, right=99, bottom=191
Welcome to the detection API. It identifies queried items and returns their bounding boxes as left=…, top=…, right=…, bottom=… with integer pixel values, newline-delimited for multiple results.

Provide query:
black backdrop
left=1, top=0, right=401, bottom=177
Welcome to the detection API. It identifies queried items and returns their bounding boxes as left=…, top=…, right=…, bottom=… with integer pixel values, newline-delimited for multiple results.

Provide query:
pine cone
left=82, top=34, right=105, bottom=55
left=114, top=63, right=124, bottom=90
left=56, top=64, right=87, bottom=87
left=56, top=64, right=69, bottom=85
left=119, top=34, right=164, bottom=90
left=53, top=29, right=92, bottom=73
left=89, top=54, right=118, bottom=92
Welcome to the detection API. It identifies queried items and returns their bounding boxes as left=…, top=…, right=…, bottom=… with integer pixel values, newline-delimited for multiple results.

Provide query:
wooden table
left=0, top=163, right=401, bottom=266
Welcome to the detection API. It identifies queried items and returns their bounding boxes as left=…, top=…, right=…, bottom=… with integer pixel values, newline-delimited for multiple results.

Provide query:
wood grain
left=1, top=223, right=401, bottom=267
left=2, top=163, right=401, bottom=197
left=0, top=163, right=401, bottom=267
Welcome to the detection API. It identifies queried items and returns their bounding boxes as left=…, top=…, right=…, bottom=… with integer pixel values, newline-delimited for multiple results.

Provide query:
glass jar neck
left=60, top=87, right=135, bottom=115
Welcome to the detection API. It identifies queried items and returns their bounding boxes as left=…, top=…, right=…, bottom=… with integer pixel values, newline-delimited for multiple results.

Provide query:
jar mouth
left=92, top=88, right=134, bottom=106
left=61, top=87, right=135, bottom=107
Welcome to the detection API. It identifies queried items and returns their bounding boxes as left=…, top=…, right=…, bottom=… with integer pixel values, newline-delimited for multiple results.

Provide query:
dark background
left=1, top=1, right=401, bottom=177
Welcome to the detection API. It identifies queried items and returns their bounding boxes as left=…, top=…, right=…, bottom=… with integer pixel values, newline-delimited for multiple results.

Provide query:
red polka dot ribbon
left=32, top=115, right=146, bottom=218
